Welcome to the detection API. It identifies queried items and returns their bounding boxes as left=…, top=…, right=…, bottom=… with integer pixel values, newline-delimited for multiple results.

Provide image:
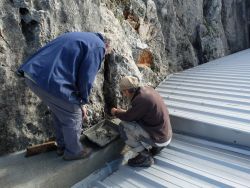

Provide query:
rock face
left=154, top=0, right=249, bottom=71
left=0, top=0, right=249, bottom=155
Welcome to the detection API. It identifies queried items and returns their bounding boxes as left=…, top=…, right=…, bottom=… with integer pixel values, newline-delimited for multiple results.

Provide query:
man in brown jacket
left=111, top=76, right=172, bottom=167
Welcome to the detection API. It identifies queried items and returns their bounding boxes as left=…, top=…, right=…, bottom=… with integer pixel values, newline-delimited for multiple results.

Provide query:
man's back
left=134, top=86, right=168, bottom=125
left=133, top=87, right=172, bottom=142
left=19, top=32, right=106, bottom=104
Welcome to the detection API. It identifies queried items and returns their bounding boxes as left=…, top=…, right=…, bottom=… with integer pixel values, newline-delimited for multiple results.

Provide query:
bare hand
left=111, top=107, right=117, bottom=116
left=81, top=105, right=88, bottom=120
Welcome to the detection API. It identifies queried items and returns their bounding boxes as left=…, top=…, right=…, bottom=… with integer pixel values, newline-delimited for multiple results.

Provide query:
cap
left=119, top=76, right=140, bottom=91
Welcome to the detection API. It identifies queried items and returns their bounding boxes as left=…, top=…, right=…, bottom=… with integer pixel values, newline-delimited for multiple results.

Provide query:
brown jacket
left=116, top=86, right=172, bottom=143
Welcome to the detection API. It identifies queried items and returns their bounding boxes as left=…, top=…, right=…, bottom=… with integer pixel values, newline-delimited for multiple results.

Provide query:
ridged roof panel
left=73, top=49, right=250, bottom=188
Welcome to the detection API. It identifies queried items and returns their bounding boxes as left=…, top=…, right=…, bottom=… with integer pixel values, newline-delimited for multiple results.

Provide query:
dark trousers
left=25, top=78, right=83, bottom=157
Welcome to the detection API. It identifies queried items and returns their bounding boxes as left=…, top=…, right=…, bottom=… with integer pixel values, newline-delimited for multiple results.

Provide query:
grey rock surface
left=154, top=0, right=249, bottom=70
left=0, top=0, right=249, bottom=155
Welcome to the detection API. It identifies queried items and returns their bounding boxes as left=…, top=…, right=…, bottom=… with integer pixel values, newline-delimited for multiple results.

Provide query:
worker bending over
left=18, top=32, right=109, bottom=160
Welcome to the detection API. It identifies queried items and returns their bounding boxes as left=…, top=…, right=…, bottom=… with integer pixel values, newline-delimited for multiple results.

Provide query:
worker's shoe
left=63, top=148, right=92, bottom=161
left=149, top=146, right=164, bottom=156
left=128, top=152, right=154, bottom=167
left=56, top=147, right=64, bottom=156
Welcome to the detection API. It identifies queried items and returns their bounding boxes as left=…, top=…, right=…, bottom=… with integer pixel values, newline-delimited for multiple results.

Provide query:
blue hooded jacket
left=18, top=32, right=106, bottom=104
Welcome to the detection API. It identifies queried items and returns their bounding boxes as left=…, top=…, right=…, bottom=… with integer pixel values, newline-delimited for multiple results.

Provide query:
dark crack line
left=0, top=30, right=13, bottom=52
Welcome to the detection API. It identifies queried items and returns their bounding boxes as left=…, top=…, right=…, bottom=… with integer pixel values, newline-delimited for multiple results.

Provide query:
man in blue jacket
left=18, top=32, right=108, bottom=160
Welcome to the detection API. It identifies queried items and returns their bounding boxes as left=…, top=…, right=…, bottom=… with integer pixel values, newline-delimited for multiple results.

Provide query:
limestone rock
left=154, top=0, right=249, bottom=70
left=0, top=0, right=249, bottom=155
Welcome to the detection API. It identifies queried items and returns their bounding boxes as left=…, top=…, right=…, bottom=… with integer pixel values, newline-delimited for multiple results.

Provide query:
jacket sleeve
left=77, top=47, right=105, bottom=104
left=116, top=98, right=148, bottom=122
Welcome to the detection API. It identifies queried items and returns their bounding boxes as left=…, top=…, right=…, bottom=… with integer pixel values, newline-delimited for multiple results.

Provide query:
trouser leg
left=58, top=112, right=83, bottom=156
left=119, top=121, right=152, bottom=153
left=43, top=102, right=83, bottom=157
left=25, top=78, right=83, bottom=157
left=51, top=112, right=65, bottom=149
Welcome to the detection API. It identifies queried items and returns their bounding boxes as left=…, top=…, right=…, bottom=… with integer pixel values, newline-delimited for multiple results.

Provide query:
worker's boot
left=63, top=148, right=92, bottom=161
left=149, top=146, right=164, bottom=156
left=127, top=152, right=154, bottom=167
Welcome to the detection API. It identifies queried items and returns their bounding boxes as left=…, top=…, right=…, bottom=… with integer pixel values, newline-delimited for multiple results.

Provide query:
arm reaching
left=111, top=107, right=126, bottom=116
left=81, top=105, right=88, bottom=120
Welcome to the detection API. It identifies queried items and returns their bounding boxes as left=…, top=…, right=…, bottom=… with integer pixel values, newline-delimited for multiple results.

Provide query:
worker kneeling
left=111, top=76, right=173, bottom=167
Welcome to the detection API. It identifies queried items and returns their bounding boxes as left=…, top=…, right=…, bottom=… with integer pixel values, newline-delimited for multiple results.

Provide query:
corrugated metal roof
left=73, top=134, right=250, bottom=188
left=156, top=49, right=250, bottom=147
left=102, top=134, right=250, bottom=188
left=73, top=49, right=250, bottom=188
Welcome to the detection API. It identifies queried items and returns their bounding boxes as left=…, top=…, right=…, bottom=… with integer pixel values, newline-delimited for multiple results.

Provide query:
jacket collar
left=131, top=87, right=141, bottom=102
